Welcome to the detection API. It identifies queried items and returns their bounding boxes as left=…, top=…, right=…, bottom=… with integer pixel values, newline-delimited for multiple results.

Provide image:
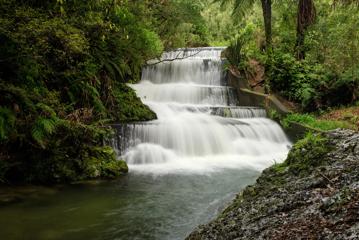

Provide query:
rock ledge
left=187, top=129, right=359, bottom=240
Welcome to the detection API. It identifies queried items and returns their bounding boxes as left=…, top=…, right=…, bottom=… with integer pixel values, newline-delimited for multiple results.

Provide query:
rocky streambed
left=187, top=129, right=359, bottom=240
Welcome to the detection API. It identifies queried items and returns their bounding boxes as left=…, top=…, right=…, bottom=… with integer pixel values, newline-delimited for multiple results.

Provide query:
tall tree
left=295, top=0, right=316, bottom=60
left=261, top=0, right=272, bottom=49
left=216, top=0, right=272, bottom=50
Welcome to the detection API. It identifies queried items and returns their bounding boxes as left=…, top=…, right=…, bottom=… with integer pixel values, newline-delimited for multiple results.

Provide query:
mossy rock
left=83, top=146, right=128, bottom=179
left=282, top=132, right=331, bottom=176
left=113, top=84, right=157, bottom=122
left=101, top=160, right=128, bottom=178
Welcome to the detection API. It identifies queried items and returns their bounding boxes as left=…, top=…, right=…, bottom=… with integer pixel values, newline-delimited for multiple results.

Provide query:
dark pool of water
left=0, top=169, right=259, bottom=240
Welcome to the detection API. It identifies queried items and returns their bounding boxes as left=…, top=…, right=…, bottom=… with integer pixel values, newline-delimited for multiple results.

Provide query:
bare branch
left=145, top=49, right=203, bottom=66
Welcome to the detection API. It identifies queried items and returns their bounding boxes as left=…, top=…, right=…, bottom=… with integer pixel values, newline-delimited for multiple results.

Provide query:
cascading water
left=112, top=47, right=291, bottom=174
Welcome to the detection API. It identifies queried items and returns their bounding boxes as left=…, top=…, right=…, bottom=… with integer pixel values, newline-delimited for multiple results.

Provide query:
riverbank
left=187, top=129, right=359, bottom=239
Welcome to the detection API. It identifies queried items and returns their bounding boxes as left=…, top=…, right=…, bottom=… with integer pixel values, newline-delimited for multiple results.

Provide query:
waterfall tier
left=111, top=47, right=290, bottom=174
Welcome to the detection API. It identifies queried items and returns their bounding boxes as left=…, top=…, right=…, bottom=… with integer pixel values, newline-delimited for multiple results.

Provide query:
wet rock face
left=187, top=129, right=359, bottom=240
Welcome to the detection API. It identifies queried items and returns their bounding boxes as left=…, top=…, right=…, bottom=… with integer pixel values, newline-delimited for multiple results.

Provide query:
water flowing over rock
left=111, top=47, right=291, bottom=174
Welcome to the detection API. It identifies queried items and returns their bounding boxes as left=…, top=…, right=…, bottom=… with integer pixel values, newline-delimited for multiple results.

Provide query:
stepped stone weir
left=111, top=47, right=290, bottom=173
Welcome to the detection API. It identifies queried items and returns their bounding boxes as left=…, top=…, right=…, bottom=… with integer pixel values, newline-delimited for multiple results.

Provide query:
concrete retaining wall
left=227, top=69, right=322, bottom=141
left=227, top=69, right=291, bottom=116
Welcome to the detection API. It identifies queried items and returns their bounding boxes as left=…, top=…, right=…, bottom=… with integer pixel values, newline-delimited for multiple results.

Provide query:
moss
left=242, top=185, right=258, bottom=197
left=283, top=132, right=332, bottom=176
left=220, top=192, right=245, bottom=218
left=282, top=113, right=355, bottom=131
left=271, top=162, right=288, bottom=173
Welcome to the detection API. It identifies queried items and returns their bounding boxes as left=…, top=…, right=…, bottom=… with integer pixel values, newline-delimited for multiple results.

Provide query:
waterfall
left=112, top=47, right=290, bottom=174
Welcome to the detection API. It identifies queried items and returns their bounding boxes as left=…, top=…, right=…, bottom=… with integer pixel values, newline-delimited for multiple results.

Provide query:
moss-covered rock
left=101, top=159, right=128, bottom=178
left=280, top=132, right=331, bottom=175
left=113, top=84, right=157, bottom=122
left=82, top=146, right=128, bottom=180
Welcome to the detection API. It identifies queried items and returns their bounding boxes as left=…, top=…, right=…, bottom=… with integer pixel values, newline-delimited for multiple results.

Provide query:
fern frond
left=80, top=81, right=106, bottom=112
left=108, top=59, right=125, bottom=81
left=36, top=103, right=57, bottom=117
left=31, top=117, right=60, bottom=148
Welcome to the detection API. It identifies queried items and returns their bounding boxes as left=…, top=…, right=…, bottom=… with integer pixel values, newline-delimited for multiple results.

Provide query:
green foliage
left=266, top=52, right=320, bottom=109
left=267, top=109, right=281, bottom=122
left=214, top=0, right=257, bottom=23
left=224, top=23, right=260, bottom=70
left=221, top=0, right=359, bottom=111
left=31, top=117, right=60, bottom=148
left=282, top=113, right=354, bottom=131
left=201, top=0, right=240, bottom=46
left=305, top=3, right=359, bottom=75
left=225, top=37, right=246, bottom=68
left=139, top=0, right=209, bottom=49
left=0, top=107, right=15, bottom=141
left=266, top=51, right=359, bottom=110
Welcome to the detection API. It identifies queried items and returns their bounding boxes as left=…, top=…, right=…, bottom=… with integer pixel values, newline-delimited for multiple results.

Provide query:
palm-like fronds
left=225, top=37, right=245, bottom=67
left=214, top=0, right=256, bottom=17
left=233, top=0, right=257, bottom=17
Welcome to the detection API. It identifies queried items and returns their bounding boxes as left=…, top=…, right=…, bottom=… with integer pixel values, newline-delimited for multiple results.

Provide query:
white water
left=113, top=47, right=291, bottom=174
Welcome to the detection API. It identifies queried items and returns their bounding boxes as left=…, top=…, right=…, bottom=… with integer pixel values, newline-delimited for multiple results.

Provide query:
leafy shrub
left=266, top=51, right=359, bottom=111
left=224, top=23, right=258, bottom=71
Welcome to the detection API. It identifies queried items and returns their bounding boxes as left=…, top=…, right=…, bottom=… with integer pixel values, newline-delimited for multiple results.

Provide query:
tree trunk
left=261, top=0, right=272, bottom=51
left=296, top=30, right=306, bottom=60
left=296, top=0, right=316, bottom=60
